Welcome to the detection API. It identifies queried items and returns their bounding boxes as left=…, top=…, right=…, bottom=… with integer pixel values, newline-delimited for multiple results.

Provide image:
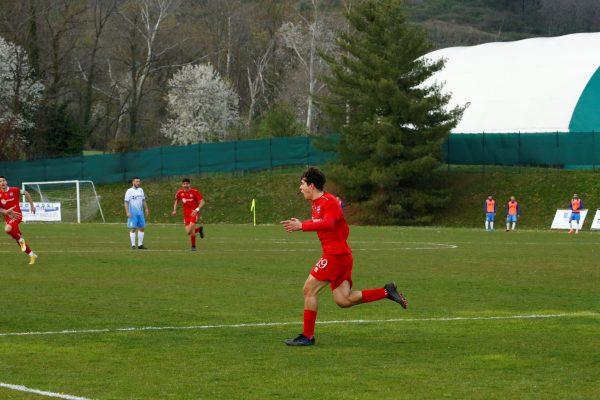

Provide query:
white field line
left=0, top=312, right=596, bottom=338
left=0, top=243, right=458, bottom=253
left=0, top=382, right=91, bottom=400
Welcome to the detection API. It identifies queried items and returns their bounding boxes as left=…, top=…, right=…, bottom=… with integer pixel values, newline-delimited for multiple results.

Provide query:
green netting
left=0, top=136, right=338, bottom=187
left=5, top=132, right=600, bottom=188
left=445, top=132, right=600, bottom=167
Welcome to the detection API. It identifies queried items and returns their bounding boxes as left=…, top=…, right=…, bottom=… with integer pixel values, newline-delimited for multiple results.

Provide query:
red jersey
left=301, top=192, right=351, bottom=256
left=0, top=187, right=22, bottom=213
left=175, top=188, right=203, bottom=213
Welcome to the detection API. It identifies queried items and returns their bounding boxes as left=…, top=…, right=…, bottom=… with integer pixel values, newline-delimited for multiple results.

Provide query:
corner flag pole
left=250, top=198, right=256, bottom=226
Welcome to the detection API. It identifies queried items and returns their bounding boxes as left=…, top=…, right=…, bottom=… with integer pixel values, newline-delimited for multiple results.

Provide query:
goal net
left=21, top=180, right=105, bottom=223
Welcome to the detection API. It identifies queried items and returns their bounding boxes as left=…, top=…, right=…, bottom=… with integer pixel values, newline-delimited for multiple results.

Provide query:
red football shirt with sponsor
left=301, top=192, right=351, bottom=255
left=0, top=187, right=22, bottom=214
left=175, top=188, right=203, bottom=214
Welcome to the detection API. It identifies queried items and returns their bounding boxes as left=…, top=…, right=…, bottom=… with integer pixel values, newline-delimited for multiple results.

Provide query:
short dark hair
left=182, top=178, right=191, bottom=183
left=131, top=176, right=140, bottom=182
left=301, top=167, right=326, bottom=191
left=0, top=176, right=5, bottom=180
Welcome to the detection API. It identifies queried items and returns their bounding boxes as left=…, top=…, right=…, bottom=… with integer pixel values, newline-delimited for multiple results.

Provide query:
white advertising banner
left=590, top=209, right=600, bottom=230
left=550, top=209, right=587, bottom=230
left=20, top=202, right=61, bottom=222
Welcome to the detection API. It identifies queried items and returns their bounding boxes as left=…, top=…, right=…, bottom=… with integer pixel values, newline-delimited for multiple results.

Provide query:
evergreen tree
left=43, top=103, right=85, bottom=157
left=320, top=0, right=464, bottom=224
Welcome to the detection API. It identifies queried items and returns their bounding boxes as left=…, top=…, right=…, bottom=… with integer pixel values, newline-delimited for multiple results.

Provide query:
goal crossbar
left=21, top=180, right=105, bottom=223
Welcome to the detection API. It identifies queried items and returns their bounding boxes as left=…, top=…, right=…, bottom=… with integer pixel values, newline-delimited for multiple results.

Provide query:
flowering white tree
left=162, top=63, right=239, bottom=144
left=0, top=36, right=44, bottom=131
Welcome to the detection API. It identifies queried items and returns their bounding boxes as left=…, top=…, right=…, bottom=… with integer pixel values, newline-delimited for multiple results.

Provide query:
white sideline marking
left=0, top=242, right=457, bottom=253
left=0, top=312, right=595, bottom=338
left=0, top=382, right=91, bottom=400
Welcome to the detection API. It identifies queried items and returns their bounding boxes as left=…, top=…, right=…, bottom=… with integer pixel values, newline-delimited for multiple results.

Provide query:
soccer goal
left=21, top=180, right=105, bottom=223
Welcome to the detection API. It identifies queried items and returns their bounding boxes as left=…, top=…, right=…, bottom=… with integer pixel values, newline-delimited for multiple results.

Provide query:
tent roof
left=423, top=33, right=600, bottom=133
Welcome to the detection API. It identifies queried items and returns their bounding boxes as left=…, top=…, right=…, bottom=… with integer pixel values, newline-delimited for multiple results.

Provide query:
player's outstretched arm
left=171, top=199, right=179, bottom=216
left=23, top=190, right=35, bottom=214
left=280, top=218, right=302, bottom=233
left=0, top=206, right=21, bottom=219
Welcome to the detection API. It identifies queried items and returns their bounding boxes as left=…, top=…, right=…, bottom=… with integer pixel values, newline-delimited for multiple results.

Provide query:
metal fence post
left=518, top=131, right=521, bottom=170
left=482, top=131, right=485, bottom=173
left=593, top=131, right=596, bottom=170
left=160, top=146, right=164, bottom=178
left=198, top=142, right=202, bottom=176
left=306, top=135, right=310, bottom=167
left=269, top=138, right=273, bottom=172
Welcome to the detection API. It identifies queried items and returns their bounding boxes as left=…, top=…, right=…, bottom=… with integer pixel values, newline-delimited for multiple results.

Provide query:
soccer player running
left=569, top=193, right=583, bottom=234
left=505, top=195, right=520, bottom=231
left=172, top=178, right=205, bottom=251
left=0, top=176, right=37, bottom=264
left=124, top=177, right=149, bottom=249
left=484, top=195, right=496, bottom=231
left=280, top=167, right=408, bottom=346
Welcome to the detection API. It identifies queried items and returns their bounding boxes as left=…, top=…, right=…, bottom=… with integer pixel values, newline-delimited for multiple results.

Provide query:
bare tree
left=75, top=0, right=118, bottom=139
left=111, top=0, right=181, bottom=140
left=277, top=0, right=336, bottom=132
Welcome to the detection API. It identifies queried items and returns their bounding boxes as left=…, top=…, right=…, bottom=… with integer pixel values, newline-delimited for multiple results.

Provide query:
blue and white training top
left=124, top=187, right=146, bottom=214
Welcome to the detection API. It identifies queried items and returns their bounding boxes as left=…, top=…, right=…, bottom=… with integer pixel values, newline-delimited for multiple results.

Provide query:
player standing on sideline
left=124, top=177, right=149, bottom=249
left=569, top=193, right=583, bottom=234
left=484, top=195, right=496, bottom=231
left=172, top=178, right=205, bottom=251
left=505, top=196, right=520, bottom=232
left=0, top=176, right=37, bottom=264
left=280, top=167, right=408, bottom=347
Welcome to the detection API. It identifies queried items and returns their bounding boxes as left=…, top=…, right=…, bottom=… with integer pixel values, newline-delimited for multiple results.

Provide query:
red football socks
left=6, top=229, right=20, bottom=241
left=194, top=227, right=200, bottom=233
left=303, top=309, right=317, bottom=339
left=191, top=234, right=196, bottom=247
left=361, top=288, right=388, bottom=303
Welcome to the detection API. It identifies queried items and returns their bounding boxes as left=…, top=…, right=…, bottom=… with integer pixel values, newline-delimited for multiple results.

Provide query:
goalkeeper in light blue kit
left=124, top=177, right=149, bottom=249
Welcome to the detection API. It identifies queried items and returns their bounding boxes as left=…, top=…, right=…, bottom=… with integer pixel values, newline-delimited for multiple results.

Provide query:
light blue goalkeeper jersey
left=124, top=187, right=146, bottom=213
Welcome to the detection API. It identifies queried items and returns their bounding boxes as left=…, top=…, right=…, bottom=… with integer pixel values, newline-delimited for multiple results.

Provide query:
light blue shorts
left=127, top=212, right=145, bottom=229
left=507, top=214, right=517, bottom=223
left=570, top=213, right=581, bottom=221
left=486, top=212, right=495, bottom=221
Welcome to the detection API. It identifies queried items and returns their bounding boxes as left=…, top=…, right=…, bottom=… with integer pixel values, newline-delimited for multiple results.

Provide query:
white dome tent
left=423, top=33, right=600, bottom=134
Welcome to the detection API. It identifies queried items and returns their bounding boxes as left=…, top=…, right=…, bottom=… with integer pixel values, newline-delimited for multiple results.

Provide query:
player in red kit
left=172, top=178, right=205, bottom=251
left=0, top=176, right=37, bottom=264
left=280, top=168, right=407, bottom=346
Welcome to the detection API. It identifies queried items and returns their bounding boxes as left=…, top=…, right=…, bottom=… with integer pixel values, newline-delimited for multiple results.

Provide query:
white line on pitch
left=0, top=245, right=457, bottom=253
left=0, top=382, right=92, bottom=400
left=0, top=312, right=595, bottom=338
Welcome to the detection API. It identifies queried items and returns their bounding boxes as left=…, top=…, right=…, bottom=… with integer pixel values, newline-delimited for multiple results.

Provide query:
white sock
left=506, top=222, right=510, bottom=230
left=138, top=232, right=144, bottom=246
left=512, top=222, right=516, bottom=230
left=485, top=221, right=489, bottom=230
left=575, top=222, right=579, bottom=232
left=130, top=232, right=136, bottom=246
left=490, top=222, right=494, bottom=230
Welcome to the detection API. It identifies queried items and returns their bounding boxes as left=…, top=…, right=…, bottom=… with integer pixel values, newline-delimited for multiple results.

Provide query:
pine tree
left=320, top=0, right=464, bottom=224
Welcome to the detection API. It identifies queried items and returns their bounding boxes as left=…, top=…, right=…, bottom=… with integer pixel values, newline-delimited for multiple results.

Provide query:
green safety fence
left=0, top=136, right=336, bottom=187
left=3, top=132, right=600, bottom=187
left=444, top=132, right=600, bottom=168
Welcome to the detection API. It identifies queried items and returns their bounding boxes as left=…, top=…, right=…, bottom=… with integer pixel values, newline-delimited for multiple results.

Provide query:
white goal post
left=21, top=180, right=105, bottom=223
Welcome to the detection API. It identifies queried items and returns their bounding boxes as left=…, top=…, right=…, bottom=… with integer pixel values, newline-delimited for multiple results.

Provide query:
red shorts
left=310, top=253, right=353, bottom=291
left=183, top=212, right=198, bottom=226
left=3, top=215, right=22, bottom=230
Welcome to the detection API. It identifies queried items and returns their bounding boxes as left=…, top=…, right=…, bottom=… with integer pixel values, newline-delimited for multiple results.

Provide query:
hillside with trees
left=0, top=0, right=597, bottom=160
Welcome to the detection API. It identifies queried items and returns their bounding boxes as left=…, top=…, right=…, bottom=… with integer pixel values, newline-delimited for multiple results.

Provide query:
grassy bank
left=93, top=166, right=600, bottom=228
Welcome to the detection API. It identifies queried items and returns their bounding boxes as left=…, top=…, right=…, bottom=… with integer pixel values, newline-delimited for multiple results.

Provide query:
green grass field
left=0, top=224, right=598, bottom=399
